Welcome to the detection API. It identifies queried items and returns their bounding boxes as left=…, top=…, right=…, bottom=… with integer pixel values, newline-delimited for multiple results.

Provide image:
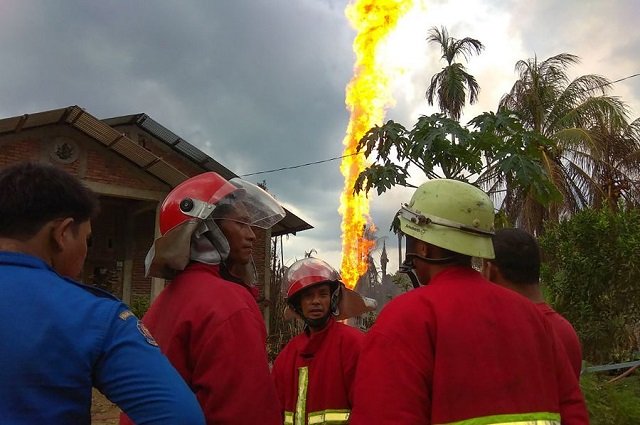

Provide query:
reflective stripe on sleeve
left=440, top=411, right=561, bottom=425
left=294, top=367, right=309, bottom=425
left=308, top=409, right=351, bottom=424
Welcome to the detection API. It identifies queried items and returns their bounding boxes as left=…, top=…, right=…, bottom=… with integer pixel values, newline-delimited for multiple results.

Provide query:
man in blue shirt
left=0, top=162, right=204, bottom=425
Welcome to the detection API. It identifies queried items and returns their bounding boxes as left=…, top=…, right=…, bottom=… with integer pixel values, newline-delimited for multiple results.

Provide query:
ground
left=91, top=389, right=120, bottom=425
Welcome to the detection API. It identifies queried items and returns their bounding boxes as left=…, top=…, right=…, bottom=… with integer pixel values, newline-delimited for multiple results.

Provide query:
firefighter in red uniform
left=350, top=179, right=589, bottom=425
left=272, top=257, right=376, bottom=425
left=484, top=228, right=583, bottom=378
left=120, top=172, right=285, bottom=425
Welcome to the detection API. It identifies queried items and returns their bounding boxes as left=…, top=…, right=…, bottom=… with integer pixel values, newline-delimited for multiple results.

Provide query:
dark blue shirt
left=0, top=252, right=205, bottom=425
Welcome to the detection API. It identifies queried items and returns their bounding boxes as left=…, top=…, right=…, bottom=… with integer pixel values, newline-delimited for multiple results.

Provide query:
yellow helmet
left=397, top=179, right=495, bottom=259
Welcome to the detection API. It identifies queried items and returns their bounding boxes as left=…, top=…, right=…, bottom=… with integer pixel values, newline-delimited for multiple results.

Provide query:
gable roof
left=0, top=106, right=188, bottom=186
left=103, top=113, right=237, bottom=180
left=0, top=105, right=312, bottom=236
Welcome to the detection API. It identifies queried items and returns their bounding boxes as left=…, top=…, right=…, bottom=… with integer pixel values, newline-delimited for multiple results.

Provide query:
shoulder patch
left=119, top=310, right=135, bottom=321
left=137, top=321, right=159, bottom=347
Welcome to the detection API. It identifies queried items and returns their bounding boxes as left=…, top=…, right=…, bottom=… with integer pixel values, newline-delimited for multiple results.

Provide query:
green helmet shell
left=398, top=179, right=495, bottom=259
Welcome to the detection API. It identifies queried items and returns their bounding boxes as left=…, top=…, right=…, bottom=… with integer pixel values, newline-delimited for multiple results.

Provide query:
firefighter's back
left=351, top=265, right=587, bottom=424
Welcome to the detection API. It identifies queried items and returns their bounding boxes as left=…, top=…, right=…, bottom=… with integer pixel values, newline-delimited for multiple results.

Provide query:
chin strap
left=399, top=258, right=421, bottom=289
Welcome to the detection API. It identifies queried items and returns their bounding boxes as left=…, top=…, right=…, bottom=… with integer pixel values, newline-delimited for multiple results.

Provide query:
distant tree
left=425, top=26, right=484, bottom=121
left=494, top=53, right=638, bottom=233
left=540, top=207, right=640, bottom=363
left=390, top=271, right=413, bottom=293
left=587, top=116, right=640, bottom=210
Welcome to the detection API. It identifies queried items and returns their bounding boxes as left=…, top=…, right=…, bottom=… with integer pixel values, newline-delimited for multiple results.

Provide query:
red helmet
left=283, top=257, right=378, bottom=321
left=147, top=172, right=286, bottom=280
left=159, top=172, right=237, bottom=235
left=284, top=257, right=341, bottom=301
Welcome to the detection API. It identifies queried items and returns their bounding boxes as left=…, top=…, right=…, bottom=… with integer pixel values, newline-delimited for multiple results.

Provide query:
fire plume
left=339, top=0, right=412, bottom=289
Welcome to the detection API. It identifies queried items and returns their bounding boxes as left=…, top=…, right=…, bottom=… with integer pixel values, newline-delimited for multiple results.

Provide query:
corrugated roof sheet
left=104, top=114, right=237, bottom=180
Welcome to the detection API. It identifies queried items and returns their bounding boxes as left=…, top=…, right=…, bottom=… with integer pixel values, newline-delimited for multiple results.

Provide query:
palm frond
left=496, top=52, right=640, bottom=230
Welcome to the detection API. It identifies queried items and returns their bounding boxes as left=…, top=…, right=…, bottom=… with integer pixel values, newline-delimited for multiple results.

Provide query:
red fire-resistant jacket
left=120, top=262, right=280, bottom=425
left=350, top=266, right=589, bottom=425
left=272, top=317, right=364, bottom=425
left=537, top=303, right=583, bottom=379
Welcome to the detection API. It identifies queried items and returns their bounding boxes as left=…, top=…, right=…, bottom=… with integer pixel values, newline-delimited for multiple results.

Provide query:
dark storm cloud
left=2, top=0, right=638, bottom=271
left=0, top=0, right=358, bottom=256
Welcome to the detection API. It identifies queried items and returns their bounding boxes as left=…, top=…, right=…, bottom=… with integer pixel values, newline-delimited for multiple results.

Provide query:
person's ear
left=483, top=261, right=501, bottom=283
left=414, top=239, right=429, bottom=258
left=481, top=260, right=492, bottom=279
left=49, top=218, right=75, bottom=252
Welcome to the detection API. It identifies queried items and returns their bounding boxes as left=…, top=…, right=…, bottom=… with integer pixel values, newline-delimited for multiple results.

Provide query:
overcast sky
left=1, top=0, right=639, bottom=275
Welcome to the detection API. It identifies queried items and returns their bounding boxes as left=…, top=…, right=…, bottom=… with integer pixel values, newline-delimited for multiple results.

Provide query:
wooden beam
left=84, top=180, right=168, bottom=201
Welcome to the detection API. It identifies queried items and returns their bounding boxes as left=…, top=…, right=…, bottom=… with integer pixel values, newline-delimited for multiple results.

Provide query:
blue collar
left=0, top=251, right=119, bottom=300
left=0, top=251, right=52, bottom=270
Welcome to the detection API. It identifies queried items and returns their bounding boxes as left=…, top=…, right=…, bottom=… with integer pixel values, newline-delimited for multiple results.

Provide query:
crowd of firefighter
left=0, top=162, right=589, bottom=424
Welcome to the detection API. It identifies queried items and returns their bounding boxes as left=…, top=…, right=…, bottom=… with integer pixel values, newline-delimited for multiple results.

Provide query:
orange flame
left=339, top=0, right=413, bottom=289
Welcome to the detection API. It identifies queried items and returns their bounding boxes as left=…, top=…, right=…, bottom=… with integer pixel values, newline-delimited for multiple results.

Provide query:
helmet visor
left=210, top=178, right=285, bottom=229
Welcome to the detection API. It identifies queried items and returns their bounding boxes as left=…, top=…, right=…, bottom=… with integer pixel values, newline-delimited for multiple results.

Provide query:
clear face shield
left=145, top=178, right=285, bottom=280
left=208, top=178, right=286, bottom=228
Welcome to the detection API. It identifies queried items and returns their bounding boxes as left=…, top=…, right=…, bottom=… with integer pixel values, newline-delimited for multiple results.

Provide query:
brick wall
left=0, top=137, right=41, bottom=167
left=84, top=143, right=168, bottom=191
left=131, top=209, right=156, bottom=298
left=253, top=227, right=269, bottom=300
left=0, top=122, right=273, bottom=315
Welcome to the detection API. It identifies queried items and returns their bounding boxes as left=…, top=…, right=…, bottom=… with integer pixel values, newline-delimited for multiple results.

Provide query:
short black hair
left=0, top=162, right=99, bottom=239
left=491, top=228, right=540, bottom=285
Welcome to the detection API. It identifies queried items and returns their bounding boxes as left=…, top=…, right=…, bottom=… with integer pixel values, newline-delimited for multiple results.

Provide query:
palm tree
left=425, top=26, right=484, bottom=121
left=492, top=53, right=640, bottom=233
left=588, top=116, right=640, bottom=210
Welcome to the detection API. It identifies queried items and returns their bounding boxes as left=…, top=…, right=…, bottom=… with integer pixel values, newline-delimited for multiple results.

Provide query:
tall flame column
left=339, top=0, right=412, bottom=289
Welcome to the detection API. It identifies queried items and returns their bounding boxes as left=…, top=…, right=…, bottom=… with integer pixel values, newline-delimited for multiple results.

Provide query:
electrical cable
left=240, top=152, right=359, bottom=177
left=240, top=73, right=640, bottom=178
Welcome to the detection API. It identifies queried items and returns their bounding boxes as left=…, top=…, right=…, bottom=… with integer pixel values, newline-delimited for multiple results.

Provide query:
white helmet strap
left=398, top=205, right=494, bottom=236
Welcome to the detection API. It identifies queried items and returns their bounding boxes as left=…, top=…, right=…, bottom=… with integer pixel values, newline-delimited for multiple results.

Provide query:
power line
left=240, top=152, right=359, bottom=177
left=241, top=73, right=640, bottom=178
left=584, top=73, right=640, bottom=92
left=605, top=73, right=640, bottom=87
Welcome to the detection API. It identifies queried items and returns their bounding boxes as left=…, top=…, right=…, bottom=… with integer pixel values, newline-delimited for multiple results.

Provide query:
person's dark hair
left=491, top=228, right=540, bottom=285
left=0, top=162, right=99, bottom=239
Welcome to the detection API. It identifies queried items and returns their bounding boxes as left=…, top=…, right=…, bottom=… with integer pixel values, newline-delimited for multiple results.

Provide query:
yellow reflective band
left=295, top=367, right=309, bottom=425
left=284, top=411, right=294, bottom=425
left=308, top=409, right=351, bottom=424
left=440, top=411, right=561, bottom=425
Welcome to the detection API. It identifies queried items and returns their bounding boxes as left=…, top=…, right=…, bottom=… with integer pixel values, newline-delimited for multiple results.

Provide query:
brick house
left=0, top=105, right=312, bottom=329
